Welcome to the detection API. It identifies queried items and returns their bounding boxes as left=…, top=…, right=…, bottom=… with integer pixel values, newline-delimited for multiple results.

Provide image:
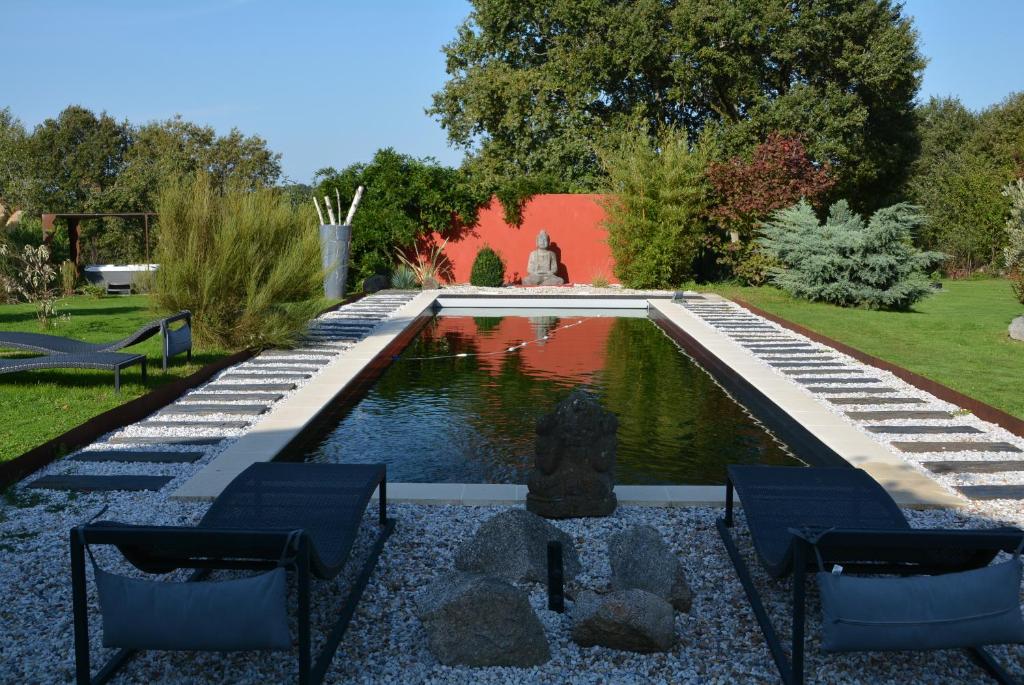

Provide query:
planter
left=319, top=224, right=352, bottom=299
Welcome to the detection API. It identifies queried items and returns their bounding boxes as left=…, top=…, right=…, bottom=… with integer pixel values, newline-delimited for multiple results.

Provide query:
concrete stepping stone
left=865, top=425, right=982, bottom=434
left=105, top=436, right=224, bottom=446
left=745, top=343, right=813, bottom=349
left=956, top=485, right=1024, bottom=500
left=160, top=403, right=269, bottom=416
left=769, top=362, right=846, bottom=367
left=247, top=358, right=325, bottom=366
left=923, top=460, right=1024, bottom=474
left=846, top=410, right=954, bottom=420
left=751, top=348, right=824, bottom=354
left=139, top=419, right=251, bottom=429
left=183, top=393, right=283, bottom=403
left=29, top=475, right=174, bottom=492
left=71, top=450, right=203, bottom=464
left=794, top=377, right=881, bottom=384
left=232, top=367, right=316, bottom=375
left=807, top=387, right=897, bottom=394
left=828, top=397, right=926, bottom=405
left=204, top=382, right=297, bottom=392
left=783, top=368, right=862, bottom=375
left=893, top=441, right=1022, bottom=453
left=260, top=349, right=338, bottom=358
left=763, top=356, right=836, bottom=362
left=219, top=372, right=311, bottom=380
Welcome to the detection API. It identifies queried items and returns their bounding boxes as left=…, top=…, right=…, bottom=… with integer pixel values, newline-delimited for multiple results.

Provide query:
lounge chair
left=71, top=462, right=394, bottom=685
left=0, top=351, right=146, bottom=391
left=718, top=464, right=1024, bottom=684
left=0, top=310, right=191, bottom=371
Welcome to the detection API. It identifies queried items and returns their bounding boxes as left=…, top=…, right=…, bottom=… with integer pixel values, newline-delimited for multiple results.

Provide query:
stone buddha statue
left=523, top=230, right=564, bottom=286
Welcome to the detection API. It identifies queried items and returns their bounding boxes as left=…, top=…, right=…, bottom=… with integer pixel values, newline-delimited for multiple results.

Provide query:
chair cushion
left=95, top=566, right=291, bottom=651
left=818, top=558, right=1024, bottom=652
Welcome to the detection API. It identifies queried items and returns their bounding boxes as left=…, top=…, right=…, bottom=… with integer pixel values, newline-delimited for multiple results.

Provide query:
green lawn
left=702, top=278, right=1024, bottom=419
left=0, top=295, right=226, bottom=462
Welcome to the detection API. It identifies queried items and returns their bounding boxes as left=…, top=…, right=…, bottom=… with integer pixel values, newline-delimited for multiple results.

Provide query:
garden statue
left=527, top=387, right=618, bottom=518
left=523, top=230, right=564, bottom=286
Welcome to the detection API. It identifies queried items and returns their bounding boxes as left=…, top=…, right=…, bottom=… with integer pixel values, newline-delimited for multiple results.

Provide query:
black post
left=379, top=478, right=387, bottom=527
left=791, top=539, right=807, bottom=685
left=297, top=542, right=311, bottom=685
left=724, top=477, right=734, bottom=527
left=70, top=528, right=91, bottom=685
left=547, top=540, right=565, bottom=613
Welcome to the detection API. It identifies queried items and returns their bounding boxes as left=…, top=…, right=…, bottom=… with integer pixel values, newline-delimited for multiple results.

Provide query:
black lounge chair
left=0, top=351, right=146, bottom=391
left=71, top=462, right=394, bottom=685
left=0, top=310, right=191, bottom=371
left=718, top=464, right=1024, bottom=684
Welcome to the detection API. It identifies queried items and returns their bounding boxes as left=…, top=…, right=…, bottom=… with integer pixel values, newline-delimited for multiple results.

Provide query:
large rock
left=608, top=525, right=693, bottom=612
left=1010, top=316, right=1024, bottom=342
left=416, top=572, right=551, bottom=666
left=527, top=388, right=618, bottom=518
left=570, top=589, right=675, bottom=653
left=455, top=509, right=581, bottom=582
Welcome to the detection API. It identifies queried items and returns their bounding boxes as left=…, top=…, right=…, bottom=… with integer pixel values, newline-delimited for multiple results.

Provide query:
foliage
left=396, top=238, right=450, bottom=289
left=708, top=133, right=834, bottom=240
left=82, top=284, right=106, bottom=299
left=599, top=127, right=713, bottom=288
left=153, top=174, right=324, bottom=350
left=0, top=108, right=30, bottom=222
left=60, top=260, right=77, bottom=296
left=314, top=149, right=484, bottom=287
left=717, top=242, right=777, bottom=287
left=590, top=272, right=610, bottom=288
left=0, top=243, right=59, bottom=325
left=759, top=200, right=943, bottom=309
left=1003, top=178, right=1024, bottom=303
left=469, top=245, right=506, bottom=287
left=390, top=265, right=419, bottom=289
left=431, top=0, right=923, bottom=208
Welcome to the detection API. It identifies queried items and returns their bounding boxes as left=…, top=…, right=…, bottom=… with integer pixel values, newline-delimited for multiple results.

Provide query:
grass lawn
left=703, top=278, right=1024, bottom=419
left=0, top=295, right=226, bottom=463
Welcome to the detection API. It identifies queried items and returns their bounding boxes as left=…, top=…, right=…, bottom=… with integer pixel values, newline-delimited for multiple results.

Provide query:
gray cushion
left=95, top=566, right=291, bottom=651
left=817, top=558, right=1024, bottom=652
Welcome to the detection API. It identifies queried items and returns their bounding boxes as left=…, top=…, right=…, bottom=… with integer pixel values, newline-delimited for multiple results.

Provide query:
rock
left=1010, top=316, right=1024, bottom=342
left=455, top=509, right=581, bottom=582
left=570, top=589, right=675, bottom=653
left=362, top=274, right=389, bottom=293
left=608, top=525, right=693, bottom=612
left=527, top=388, right=618, bottom=518
left=415, top=572, right=551, bottom=666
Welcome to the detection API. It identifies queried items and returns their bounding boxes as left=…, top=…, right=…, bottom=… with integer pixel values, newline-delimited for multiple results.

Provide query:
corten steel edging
left=731, top=298, right=1024, bottom=439
left=0, top=293, right=368, bottom=489
left=648, top=308, right=849, bottom=470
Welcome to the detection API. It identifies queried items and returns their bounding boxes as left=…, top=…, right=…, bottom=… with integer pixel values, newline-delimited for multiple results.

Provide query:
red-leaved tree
left=708, top=133, right=834, bottom=241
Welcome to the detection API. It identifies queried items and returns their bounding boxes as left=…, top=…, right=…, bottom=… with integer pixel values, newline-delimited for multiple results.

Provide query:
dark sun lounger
left=0, top=310, right=191, bottom=370
left=718, top=464, right=1024, bottom=684
left=0, top=351, right=146, bottom=390
left=71, top=462, right=394, bottom=685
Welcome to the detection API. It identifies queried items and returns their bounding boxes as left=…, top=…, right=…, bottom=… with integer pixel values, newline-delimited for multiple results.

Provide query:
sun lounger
left=71, top=462, right=393, bottom=685
left=0, top=351, right=146, bottom=391
left=718, top=464, right=1024, bottom=684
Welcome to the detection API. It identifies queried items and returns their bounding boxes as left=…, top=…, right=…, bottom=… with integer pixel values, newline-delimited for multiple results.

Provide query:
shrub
left=469, top=246, right=505, bottom=287
left=590, top=272, right=610, bottom=288
left=0, top=243, right=59, bottom=325
left=153, top=174, right=324, bottom=350
left=1004, top=178, right=1024, bottom=303
left=759, top=200, right=944, bottom=310
left=60, top=260, right=77, bottom=296
left=395, top=238, right=450, bottom=289
left=390, top=265, right=418, bottom=289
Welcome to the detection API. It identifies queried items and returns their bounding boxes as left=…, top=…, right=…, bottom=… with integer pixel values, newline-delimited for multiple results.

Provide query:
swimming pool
left=289, top=311, right=802, bottom=484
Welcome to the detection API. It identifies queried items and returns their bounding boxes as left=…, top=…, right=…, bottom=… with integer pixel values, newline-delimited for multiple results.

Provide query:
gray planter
left=319, top=224, right=352, bottom=299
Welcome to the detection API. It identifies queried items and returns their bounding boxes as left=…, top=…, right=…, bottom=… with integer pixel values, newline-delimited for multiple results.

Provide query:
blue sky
left=7, top=0, right=1024, bottom=183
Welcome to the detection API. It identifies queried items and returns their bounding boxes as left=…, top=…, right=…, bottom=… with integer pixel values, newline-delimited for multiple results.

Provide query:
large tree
left=430, top=0, right=923, bottom=210
left=0, top=108, right=30, bottom=227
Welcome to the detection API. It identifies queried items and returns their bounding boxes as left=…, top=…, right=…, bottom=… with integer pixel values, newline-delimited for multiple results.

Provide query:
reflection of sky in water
left=302, top=316, right=800, bottom=484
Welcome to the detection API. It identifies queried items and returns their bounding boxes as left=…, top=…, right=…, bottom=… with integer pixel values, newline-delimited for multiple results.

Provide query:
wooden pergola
left=41, top=212, right=156, bottom=266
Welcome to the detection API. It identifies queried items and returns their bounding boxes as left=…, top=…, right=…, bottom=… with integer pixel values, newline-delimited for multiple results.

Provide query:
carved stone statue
left=523, top=230, right=564, bottom=286
left=527, top=388, right=618, bottom=518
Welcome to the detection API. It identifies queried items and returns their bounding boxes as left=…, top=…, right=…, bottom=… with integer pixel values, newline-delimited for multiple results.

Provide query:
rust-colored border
left=0, top=293, right=368, bottom=489
left=731, top=297, right=1024, bottom=438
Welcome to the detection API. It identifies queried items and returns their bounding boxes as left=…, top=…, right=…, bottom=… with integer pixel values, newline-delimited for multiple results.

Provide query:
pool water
left=296, top=314, right=801, bottom=484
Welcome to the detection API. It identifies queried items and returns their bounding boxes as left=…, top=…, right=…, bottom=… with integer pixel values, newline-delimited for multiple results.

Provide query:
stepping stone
left=71, top=450, right=203, bottom=464
left=795, top=377, right=881, bottom=384
left=745, top=343, right=813, bottom=349
left=783, top=368, right=862, bottom=375
left=924, top=461, right=1024, bottom=474
left=828, top=397, right=925, bottom=405
left=204, top=382, right=296, bottom=392
left=247, top=358, right=326, bottom=366
left=183, top=393, right=281, bottom=403
left=865, top=425, right=982, bottom=434
left=233, top=366, right=316, bottom=374
left=846, top=410, right=954, bottom=420
left=261, top=349, right=338, bottom=357
left=892, top=441, right=1022, bottom=453
left=105, top=436, right=224, bottom=446
left=807, top=387, right=897, bottom=394
left=139, top=419, right=251, bottom=429
left=161, top=403, right=269, bottom=416
left=769, top=362, right=846, bottom=367
left=956, top=485, right=1024, bottom=500
left=28, top=475, right=173, bottom=492
left=763, top=356, right=835, bottom=362
left=752, top=348, right=823, bottom=354
left=219, top=372, right=311, bottom=380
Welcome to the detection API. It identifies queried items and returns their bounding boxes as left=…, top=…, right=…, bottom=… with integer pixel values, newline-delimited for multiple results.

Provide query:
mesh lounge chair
left=0, top=351, right=146, bottom=391
left=0, top=310, right=191, bottom=371
left=718, top=464, right=1024, bottom=684
left=71, top=462, right=394, bottom=685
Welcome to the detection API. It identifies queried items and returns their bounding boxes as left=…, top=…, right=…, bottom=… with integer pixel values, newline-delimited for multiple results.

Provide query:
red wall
left=437, top=194, right=616, bottom=285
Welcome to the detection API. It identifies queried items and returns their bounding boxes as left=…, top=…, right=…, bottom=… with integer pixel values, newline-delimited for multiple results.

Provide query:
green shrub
left=469, top=246, right=505, bottom=287
left=82, top=283, right=106, bottom=299
left=153, top=174, right=324, bottom=350
left=590, top=272, right=610, bottom=288
left=390, top=264, right=418, bottom=289
left=59, top=260, right=77, bottom=296
left=1004, top=178, right=1024, bottom=303
left=759, top=200, right=944, bottom=310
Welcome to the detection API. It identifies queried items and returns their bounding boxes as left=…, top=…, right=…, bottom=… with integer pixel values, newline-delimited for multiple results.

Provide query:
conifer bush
left=759, top=200, right=943, bottom=310
left=153, top=174, right=324, bottom=350
left=469, top=245, right=505, bottom=287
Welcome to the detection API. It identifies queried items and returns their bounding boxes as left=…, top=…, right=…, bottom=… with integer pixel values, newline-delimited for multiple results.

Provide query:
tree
left=1003, top=178, right=1024, bottom=303
left=431, top=0, right=923, bottom=209
left=0, top=108, right=30, bottom=227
